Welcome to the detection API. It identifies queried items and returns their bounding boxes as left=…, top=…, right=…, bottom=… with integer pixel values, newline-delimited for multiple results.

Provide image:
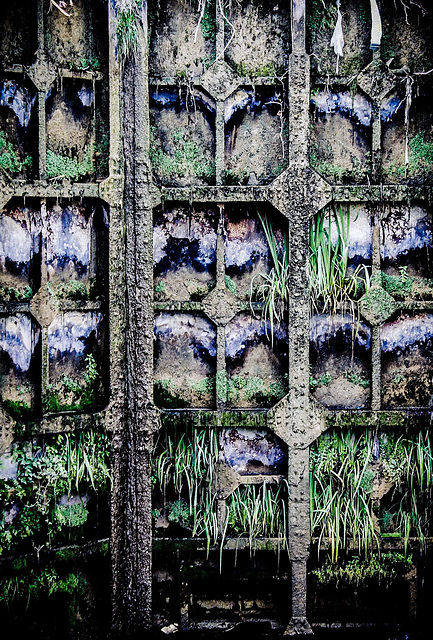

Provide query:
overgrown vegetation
left=115, top=0, right=142, bottom=60
left=0, top=131, right=32, bottom=176
left=152, top=427, right=219, bottom=552
left=154, top=372, right=287, bottom=408
left=68, top=55, right=100, bottom=72
left=312, top=553, right=413, bottom=587
left=386, top=131, right=433, bottom=179
left=2, top=399, right=32, bottom=421
left=309, top=206, right=370, bottom=315
left=250, top=207, right=370, bottom=345
left=0, top=430, right=111, bottom=555
left=250, top=213, right=289, bottom=341
left=226, top=482, right=288, bottom=550
left=199, top=0, right=216, bottom=43
left=307, top=0, right=337, bottom=45
left=227, top=60, right=279, bottom=79
left=46, top=280, right=89, bottom=301
left=154, top=378, right=192, bottom=408
left=150, top=125, right=215, bottom=184
left=380, top=268, right=433, bottom=300
left=42, top=354, right=100, bottom=413
left=225, top=373, right=288, bottom=406
left=310, top=141, right=370, bottom=183
left=311, top=430, right=379, bottom=562
left=152, top=426, right=288, bottom=557
left=309, top=371, right=332, bottom=391
left=46, top=148, right=93, bottom=181
left=310, top=429, right=433, bottom=561
left=0, top=564, right=88, bottom=621
left=153, top=423, right=432, bottom=570
left=0, top=285, right=33, bottom=303
left=380, top=431, right=433, bottom=552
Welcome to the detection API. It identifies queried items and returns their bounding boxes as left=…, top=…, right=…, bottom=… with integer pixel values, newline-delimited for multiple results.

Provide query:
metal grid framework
left=0, top=0, right=432, bottom=635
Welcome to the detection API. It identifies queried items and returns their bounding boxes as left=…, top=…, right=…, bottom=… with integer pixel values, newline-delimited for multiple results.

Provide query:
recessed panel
left=0, top=314, right=40, bottom=419
left=224, top=206, right=287, bottom=299
left=0, top=1, right=37, bottom=66
left=381, top=2, right=433, bottom=73
left=224, top=87, right=288, bottom=184
left=46, top=311, right=105, bottom=413
left=150, top=87, right=215, bottom=186
left=382, top=312, right=433, bottom=408
left=153, top=206, right=217, bottom=301
left=46, top=79, right=95, bottom=181
left=0, top=201, right=41, bottom=300
left=45, top=0, right=93, bottom=68
left=224, top=0, right=290, bottom=77
left=382, top=87, right=433, bottom=184
left=310, top=89, right=372, bottom=184
left=310, top=205, right=372, bottom=314
left=226, top=313, right=289, bottom=408
left=0, top=78, right=37, bottom=179
left=154, top=313, right=216, bottom=408
left=380, top=204, right=433, bottom=298
left=222, top=428, right=287, bottom=476
left=46, top=201, right=92, bottom=290
left=148, top=0, right=215, bottom=77
left=307, top=0, right=371, bottom=77
left=310, top=314, right=371, bottom=409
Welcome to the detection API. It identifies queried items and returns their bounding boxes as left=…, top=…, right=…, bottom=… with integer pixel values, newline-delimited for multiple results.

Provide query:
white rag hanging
left=330, top=0, right=344, bottom=74
left=370, top=0, right=382, bottom=50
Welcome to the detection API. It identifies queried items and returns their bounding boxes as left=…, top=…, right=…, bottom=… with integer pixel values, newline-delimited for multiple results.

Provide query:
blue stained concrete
left=48, top=312, right=102, bottom=360
left=382, top=313, right=433, bottom=353
left=0, top=80, right=36, bottom=128
left=0, top=314, right=39, bottom=372
left=311, top=90, right=372, bottom=127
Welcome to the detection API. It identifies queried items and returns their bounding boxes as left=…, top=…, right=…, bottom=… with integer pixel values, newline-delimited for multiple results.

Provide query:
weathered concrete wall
left=1, top=0, right=433, bottom=637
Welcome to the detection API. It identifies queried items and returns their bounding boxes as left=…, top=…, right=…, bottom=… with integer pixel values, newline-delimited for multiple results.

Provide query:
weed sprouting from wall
left=152, top=426, right=219, bottom=552
left=115, top=0, right=143, bottom=61
left=46, top=280, right=90, bottom=302
left=42, top=353, right=101, bottom=413
left=46, top=147, right=93, bottom=181
left=152, top=423, right=289, bottom=556
left=384, top=130, right=433, bottom=180
left=0, top=131, right=32, bottom=176
left=310, top=429, right=433, bottom=562
left=0, top=285, right=33, bottom=303
left=250, top=212, right=289, bottom=341
left=311, top=552, right=413, bottom=587
left=309, top=206, right=370, bottom=315
left=149, top=124, right=215, bottom=185
left=0, top=430, right=111, bottom=555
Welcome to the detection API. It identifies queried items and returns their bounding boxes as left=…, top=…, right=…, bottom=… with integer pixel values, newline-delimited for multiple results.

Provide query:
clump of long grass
left=152, top=427, right=219, bottom=551
left=309, top=206, right=370, bottom=315
left=311, top=429, right=433, bottom=561
left=250, top=207, right=370, bottom=343
left=152, top=427, right=289, bottom=556
left=310, top=430, right=379, bottom=562
left=225, top=481, right=289, bottom=550
left=380, top=431, right=433, bottom=553
left=250, top=212, right=289, bottom=341
left=116, top=0, right=141, bottom=60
